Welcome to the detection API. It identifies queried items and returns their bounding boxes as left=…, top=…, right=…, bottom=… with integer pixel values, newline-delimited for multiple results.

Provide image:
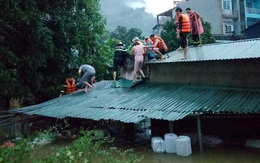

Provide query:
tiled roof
left=148, top=38, right=260, bottom=64
left=12, top=81, right=260, bottom=123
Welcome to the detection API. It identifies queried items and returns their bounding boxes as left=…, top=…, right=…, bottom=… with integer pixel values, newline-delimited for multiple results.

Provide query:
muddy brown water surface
left=34, top=140, right=260, bottom=163
left=133, top=145, right=260, bottom=163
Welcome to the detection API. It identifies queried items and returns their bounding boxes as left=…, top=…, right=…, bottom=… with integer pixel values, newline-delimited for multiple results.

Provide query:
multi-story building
left=155, top=0, right=260, bottom=40
left=244, top=0, right=260, bottom=28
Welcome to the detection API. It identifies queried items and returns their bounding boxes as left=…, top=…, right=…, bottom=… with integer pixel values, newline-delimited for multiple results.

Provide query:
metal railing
left=246, top=7, right=260, bottom=14
left=222, top=9, right=238, bottom=18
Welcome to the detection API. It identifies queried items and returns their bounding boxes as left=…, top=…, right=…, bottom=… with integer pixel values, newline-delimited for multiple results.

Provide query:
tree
left=161, top=18, right=216, bottom=52
left=110, top=26, right=144, bottom=47
left=0, top=0, right=108, bottom=107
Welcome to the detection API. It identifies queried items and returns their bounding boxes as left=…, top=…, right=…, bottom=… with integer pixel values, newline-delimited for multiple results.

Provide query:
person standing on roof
left=150, top=34, right=168, bottom=60
left=186, top=8, right=204, bottom=46
left=175, top=7, right=191, bottom=59
left=132, top=42, right=145, bottom=83
left=113, top=42, right=129, bottom=81
left=77, top=64, right=96, bottom=93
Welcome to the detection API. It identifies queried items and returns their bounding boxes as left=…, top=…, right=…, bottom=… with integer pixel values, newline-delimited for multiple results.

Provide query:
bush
left=0, top=130, right=142, bottom=163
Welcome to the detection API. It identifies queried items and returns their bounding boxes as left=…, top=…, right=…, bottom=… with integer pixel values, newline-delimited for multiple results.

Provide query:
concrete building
left=244, top=0, right=260, bottom=28
left=154, top=0, right=260, bottom=40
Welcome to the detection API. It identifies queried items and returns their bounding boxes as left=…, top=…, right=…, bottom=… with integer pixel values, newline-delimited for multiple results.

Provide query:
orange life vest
left=177, top=14, right=190, bottom=33
left=151, top=35, right=168, bottom=51
left=66, top=78, right=76, bottom=94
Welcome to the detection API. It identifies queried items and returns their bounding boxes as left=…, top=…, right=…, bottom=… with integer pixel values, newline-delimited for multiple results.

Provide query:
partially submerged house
left=11, top=38, right=260, bottom=149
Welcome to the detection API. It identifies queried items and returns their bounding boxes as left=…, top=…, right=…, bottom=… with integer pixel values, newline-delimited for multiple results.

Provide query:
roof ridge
left=203, top=38, right=260, bottom=47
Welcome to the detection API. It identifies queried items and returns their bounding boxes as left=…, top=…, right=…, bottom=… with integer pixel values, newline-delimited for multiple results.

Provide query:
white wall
left=175, top=0, right=222, bottom=35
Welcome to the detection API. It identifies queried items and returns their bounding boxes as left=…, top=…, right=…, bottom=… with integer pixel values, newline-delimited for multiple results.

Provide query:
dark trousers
left=192, top=34, right=200, bottom=42
left=180, top=32, right=190, bottom=48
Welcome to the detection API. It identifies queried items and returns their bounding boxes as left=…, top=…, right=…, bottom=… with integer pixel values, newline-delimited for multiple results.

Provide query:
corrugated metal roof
left=12, top=81, right=260, bottom=123
left=111, top=78, right=143, bottom=88
left=148, top=38, right=260, bottom=64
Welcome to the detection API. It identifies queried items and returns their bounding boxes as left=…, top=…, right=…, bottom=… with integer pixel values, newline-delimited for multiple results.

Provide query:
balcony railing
left=222, top=10, right=238, bottom=18
left=246, top=7, right=260, bottom=14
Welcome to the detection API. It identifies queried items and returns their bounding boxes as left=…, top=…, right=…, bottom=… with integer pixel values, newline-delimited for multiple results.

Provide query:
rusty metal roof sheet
left=148, top=38, right=260, bottom=64
left=12, top=81, right=260, bottom=123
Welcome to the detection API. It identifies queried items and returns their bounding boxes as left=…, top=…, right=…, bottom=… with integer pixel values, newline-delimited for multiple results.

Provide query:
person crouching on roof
left=150, top=34, right=168, bottom=60
left=132, top=42, right=145, bottom=83
left=113, top=42, right=129, bottom=81
left=65, top=74, right=77, bottom=94
left=145, top=38, right=165, bottom=60
left=77, top=64, right=96, bottom=93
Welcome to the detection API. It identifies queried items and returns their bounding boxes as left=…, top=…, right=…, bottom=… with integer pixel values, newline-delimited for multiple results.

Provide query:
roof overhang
left=11, top=81, right=260, bottom=123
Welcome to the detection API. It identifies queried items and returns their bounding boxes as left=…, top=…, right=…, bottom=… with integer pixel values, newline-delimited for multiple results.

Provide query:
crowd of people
left=64, top=7, right=204, bottom=93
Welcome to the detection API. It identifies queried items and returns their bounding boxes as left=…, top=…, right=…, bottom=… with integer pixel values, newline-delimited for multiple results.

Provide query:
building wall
left=173, top=0, right=246, bottom=36
left=244, top=0, right=260, bottom=27
left=149, top=59, right=260, bottom=88
left=176, top=0, right=222, bottom=35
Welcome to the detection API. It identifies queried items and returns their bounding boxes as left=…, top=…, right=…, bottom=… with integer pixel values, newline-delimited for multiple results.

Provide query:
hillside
left=100, top=0, right=156, bottom=37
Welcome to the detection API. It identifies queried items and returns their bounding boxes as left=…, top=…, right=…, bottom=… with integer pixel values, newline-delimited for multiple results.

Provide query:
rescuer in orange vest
left=65, top=74, right=77, bottom=94
left=145, top=37, right=164, bottom=60
left=150, top=34, right=168, bottom=60
left=175, top=7, right=191, bottom=59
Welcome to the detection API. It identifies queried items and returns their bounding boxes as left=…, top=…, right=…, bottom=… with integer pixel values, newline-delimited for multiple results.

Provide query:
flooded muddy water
left=132, top=145, right=260, bottom=163
left=34, top=140, right=260, bottom=163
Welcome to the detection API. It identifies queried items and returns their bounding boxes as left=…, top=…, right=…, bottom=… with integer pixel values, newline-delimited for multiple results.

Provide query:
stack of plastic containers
left=151, top=134, right=192, bottom=157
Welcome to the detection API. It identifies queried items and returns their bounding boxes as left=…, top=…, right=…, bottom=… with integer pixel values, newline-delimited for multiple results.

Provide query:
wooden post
left=197, top=115, right=203, bottom=151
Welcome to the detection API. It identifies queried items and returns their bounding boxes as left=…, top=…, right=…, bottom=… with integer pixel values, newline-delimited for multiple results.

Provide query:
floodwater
left=35, top=140, right=260, bottom=163
left=132, top=145, right=260, bottom=163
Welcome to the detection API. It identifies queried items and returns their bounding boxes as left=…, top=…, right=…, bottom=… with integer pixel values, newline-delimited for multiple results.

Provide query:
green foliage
left=0, top=127, right=16, bottom=142
left=0, top=129, right=142, bottom=163
left=161, top=21, right=179, bottom=52
left=0, top=137, right=32, bottom=163
left=201, top=19, right=216, bottom=44
left=110, top=26, right=144, bottom=47
left=161, top=18, right=216, bottom=52
left=85, top=37, right=115, bottom=80
left=0, top=0, right=112, bottom=106
left=35, top=130, right=142, bottom=163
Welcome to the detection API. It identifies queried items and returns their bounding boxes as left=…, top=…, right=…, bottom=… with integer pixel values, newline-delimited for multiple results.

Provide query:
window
left=224, top=24, right=234, bottom=34
left=223, top=0, right=232, bottom=10
left=246, top=3, right=252, bottom=8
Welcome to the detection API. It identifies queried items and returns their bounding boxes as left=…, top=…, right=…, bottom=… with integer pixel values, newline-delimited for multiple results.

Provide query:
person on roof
left=175, top=7, right=191, bottom=59
left=64, top=74, right=77, bottom=94
left=186, top=8, right=204, bottom=46
left=150, top=34, right=168, bottom=60
left=113, top=42, right=129, bottom=81
left=77, top=64, right=96, bottom=93
left=132, top=42, right=145, bottom=83
left=132, top=37, right=143, bottom=45
left=145, top=37, right=165, bottom=60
